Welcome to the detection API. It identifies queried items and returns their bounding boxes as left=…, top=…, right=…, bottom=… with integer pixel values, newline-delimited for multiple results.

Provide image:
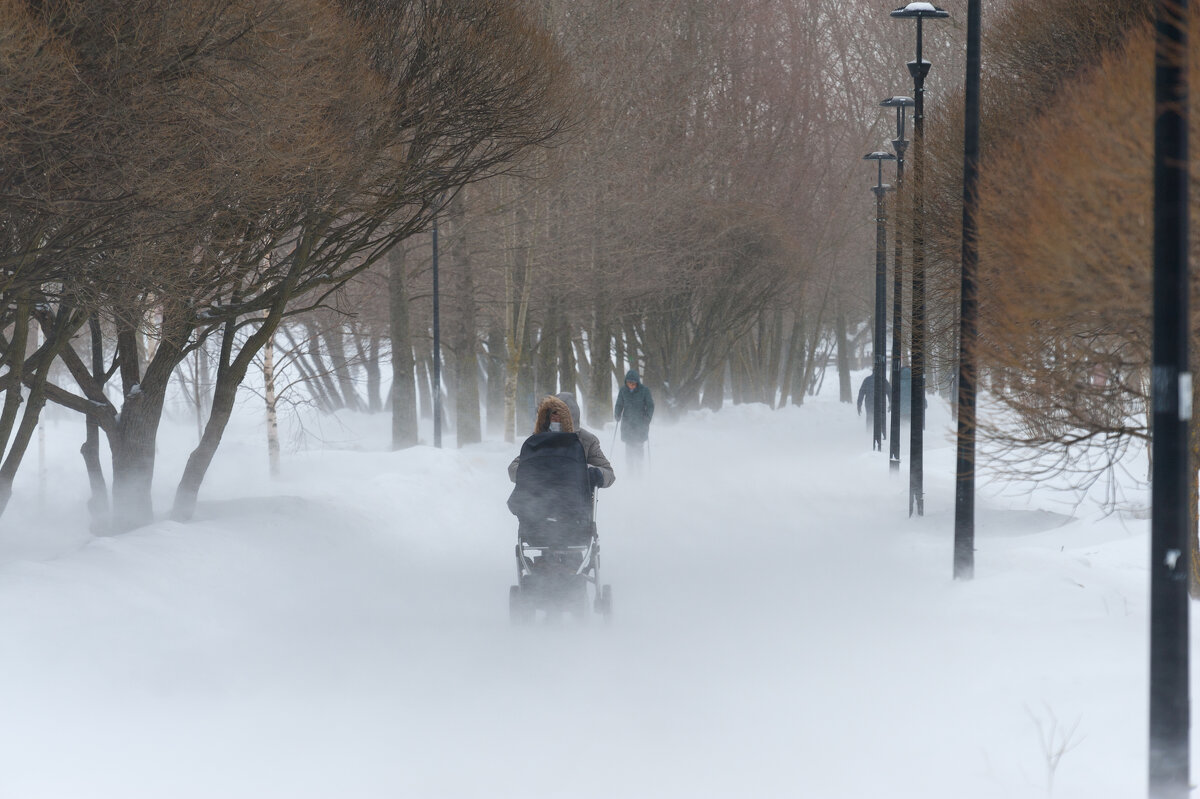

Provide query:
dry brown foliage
left=0, top=0, right=574, bottom=524
left=440, top=0, right=918, bottom=417
left=975, top=21, right=1158, bottom=459
left=914, top=0, right=1167, bottom=498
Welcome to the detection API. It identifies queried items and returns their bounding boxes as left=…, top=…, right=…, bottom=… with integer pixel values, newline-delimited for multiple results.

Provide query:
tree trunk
left=110, top=321, right=171, bottom=532
left=390, top=245, right=419, bottom=449
left=173, top=352, right=242, bottom=521
left=834, top=300, right=852, bottom=403
left=731, top=343, right=749, bottom=405
left=613, top=327, right=626, bottom=383
left=324, top=324, right=363, bottom=412
left=82, top=314, right=110, bottom=521
left=0, top=305, right=47, bottom=517
left=449, top=193, right=481, bottom=447
left=173, top=317, right=243, bottom=521
left=765, top=308, right=784, bottom=409
left=701, top=357, right=725, bottom=411
left=428, top=347, right=446, bottom=430
left=415, top=338, right=433, bottom=421
left=190, top=348, right=206, bottom=441
left=503, top=200, right=533, bottom=442
left=364, top=334, right=382, bottom=413
left=587, top=292, right=613, bottom=428
left=281, top=325, right=337, bottom=413
left=748, top=320, right=769, bottom=404
left=795, top=278, right=833, bottom=404
left=503, top=365, right=520, bottom=442
left=440, top=343, right=457, bottom=433
left=0, top=304, right=92, bottom=519
left=621, top=317, right=643, bottom=382
left=535, top=314, right=557, bottom=400
left=777, top=314, right=804, bottom=408
left=485, top=325, right=505, bottom=437
left=108, top=408, right=159, bottom=531
left=790, top=314, right=808, bottom=407
left=307, top=321, right=343, bottom=411
left=0, top=296, right=32, bottom=464
left=264, top=318, right=280, bottom=477
left=588, top=323, right=612, bottom=427
left=557, top=316, right=576, bottom=395
left=173, top=261, right=298, bottom=521
left=572, top=332, right=590, bottom=399
left=517, top=319, right=535, bottom=435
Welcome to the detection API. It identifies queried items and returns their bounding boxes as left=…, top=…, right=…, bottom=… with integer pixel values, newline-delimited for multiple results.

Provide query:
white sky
left=0, top=372, right=1178, bottom=798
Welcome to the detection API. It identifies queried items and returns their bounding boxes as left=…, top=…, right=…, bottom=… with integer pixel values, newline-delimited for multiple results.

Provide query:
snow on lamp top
left=891, top=2, right=950, bottom=18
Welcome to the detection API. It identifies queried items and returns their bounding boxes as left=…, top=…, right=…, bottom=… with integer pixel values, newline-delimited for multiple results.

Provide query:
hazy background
left=0, top=374, right=1162, bottom=799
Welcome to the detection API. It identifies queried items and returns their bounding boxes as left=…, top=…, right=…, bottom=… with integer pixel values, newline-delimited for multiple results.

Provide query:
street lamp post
left=891, top=1, right=949, bottom=517
left=881, top=96, right=914, bottom=473
left=865, top=151, right=896, bottom=452
left=1149, top=0, right=1190, bottom=794
left=953, top=0, right=981, bottom=582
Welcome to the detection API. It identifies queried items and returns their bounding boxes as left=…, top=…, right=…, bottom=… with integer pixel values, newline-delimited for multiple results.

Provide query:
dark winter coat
left=508, top=394, right=615, bottom=487
left=856, top=375, right=890, bottom=415
left=506, top=431, right=591, bottom=526
left=614, top=370, right=654, bottom=444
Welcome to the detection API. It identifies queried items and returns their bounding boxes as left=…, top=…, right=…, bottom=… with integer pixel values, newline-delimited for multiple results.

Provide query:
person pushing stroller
left=506, top=393, right=614, bottom=622
left=508, top=393, right=615, bottom=489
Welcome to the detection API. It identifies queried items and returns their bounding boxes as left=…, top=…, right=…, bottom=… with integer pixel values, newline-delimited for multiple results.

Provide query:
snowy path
left=0, top=395, right=1165, bottom=798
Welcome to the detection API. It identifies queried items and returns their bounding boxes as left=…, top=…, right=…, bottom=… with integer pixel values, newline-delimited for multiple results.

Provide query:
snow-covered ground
left=0, top=376, right=1176, bottom=798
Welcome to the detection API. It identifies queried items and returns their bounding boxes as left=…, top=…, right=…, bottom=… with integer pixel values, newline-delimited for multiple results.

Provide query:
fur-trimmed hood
left=556, top=392, right=582, bottom=430
left=509, top=394, right=616, bottom=487
left=533, top=395, right=573, bottom=433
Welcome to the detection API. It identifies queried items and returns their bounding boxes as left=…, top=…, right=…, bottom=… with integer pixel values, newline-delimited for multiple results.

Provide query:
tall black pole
left=953, top=0, right=981, bottom=581
left=432, top=212, right=443, bottom=449
left=893, top=2, right=948, bottom=517
left=883, top=97, right=913, bottom=473
left=1149, top=0, right=1189, bottom=794
left=872, top=158, right=890, bottom=451
left=890, top=153, right=905, bottom=468
left=910, top=19, right=928, bottom=516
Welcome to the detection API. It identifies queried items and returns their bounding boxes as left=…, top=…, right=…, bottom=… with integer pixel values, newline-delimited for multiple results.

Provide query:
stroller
left=507, top=431, right=613, bottom=623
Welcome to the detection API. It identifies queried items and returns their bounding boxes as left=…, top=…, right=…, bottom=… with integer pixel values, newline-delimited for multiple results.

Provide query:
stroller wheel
left=509, top=585, right=533, bottom=625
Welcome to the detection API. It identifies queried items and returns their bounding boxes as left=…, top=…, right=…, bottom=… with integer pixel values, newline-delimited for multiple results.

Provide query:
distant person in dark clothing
left=614, top=369, right=654, bottom=476
left=856, top=374, right=890, bottom=417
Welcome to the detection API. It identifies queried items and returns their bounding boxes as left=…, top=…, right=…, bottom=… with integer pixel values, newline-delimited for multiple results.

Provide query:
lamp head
left=864, top=151, right=897, bottom=161
left=880, top=96, right=915, bottom=108
left=891, top=2, right=950, bottom=18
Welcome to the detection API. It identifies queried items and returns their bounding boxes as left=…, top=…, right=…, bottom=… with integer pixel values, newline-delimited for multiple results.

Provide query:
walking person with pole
left=614, top=369, right=655, bottom=478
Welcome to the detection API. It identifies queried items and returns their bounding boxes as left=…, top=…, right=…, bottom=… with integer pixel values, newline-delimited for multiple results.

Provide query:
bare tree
left=921, top=0, right=1158, bottom=488
left=447, top=192, right=482, bottom=446
left=0, top=0, right=573, bottom=527
left=388, top=244, right=420, bottom=448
